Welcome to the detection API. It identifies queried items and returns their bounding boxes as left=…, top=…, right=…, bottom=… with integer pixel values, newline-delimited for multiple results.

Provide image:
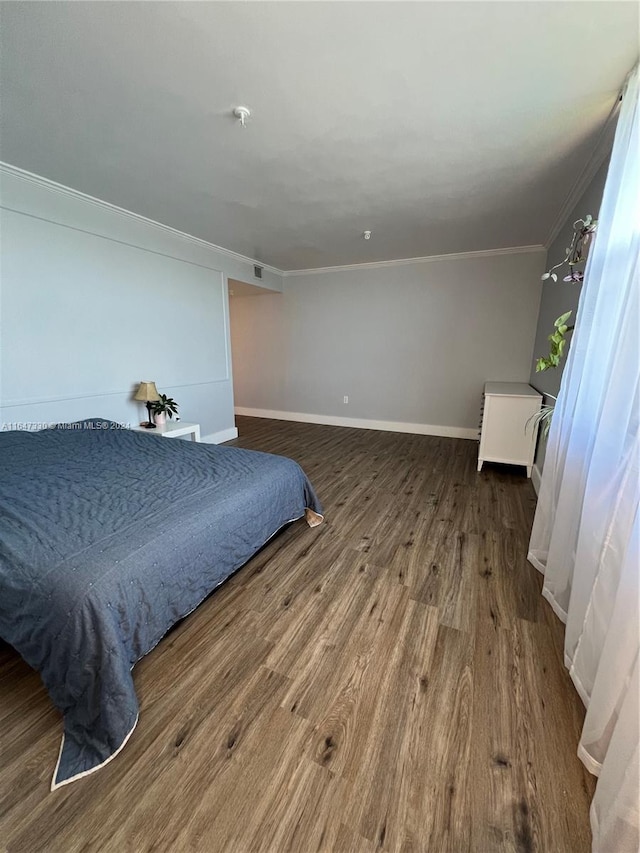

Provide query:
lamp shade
left=134, top=381, right=161, bottom=402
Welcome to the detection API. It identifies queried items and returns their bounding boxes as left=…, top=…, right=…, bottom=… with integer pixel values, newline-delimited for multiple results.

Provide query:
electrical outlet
left=343, top=395, right=349, bottom=404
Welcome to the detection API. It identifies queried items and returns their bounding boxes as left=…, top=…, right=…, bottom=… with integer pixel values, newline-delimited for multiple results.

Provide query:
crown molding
left=0, top=162, right=546, bottom=278
left=543, top=94, right=621, bottom=250
left=282, top=244, right=546, bottom=277
left=0, top=162, right=283, bottom=277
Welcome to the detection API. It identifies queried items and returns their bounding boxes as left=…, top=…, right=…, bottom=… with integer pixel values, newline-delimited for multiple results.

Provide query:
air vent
left=254, top=265, right=263, bottom=280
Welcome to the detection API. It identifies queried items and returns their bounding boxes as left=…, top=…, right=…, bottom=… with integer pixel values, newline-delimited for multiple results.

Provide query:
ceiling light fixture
left=233, top=106, right=251, bottom=128
left=363, top=231, right=372, bottom=240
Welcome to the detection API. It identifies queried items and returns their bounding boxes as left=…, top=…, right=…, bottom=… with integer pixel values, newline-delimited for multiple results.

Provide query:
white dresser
left=477, top=382, right=542, bottom=477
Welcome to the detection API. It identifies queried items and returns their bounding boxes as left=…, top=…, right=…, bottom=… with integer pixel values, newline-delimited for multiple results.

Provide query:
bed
left=0, top=419, right=322, bottom=790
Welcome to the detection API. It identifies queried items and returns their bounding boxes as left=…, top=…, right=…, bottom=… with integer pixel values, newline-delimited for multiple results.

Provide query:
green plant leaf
left=150, top=392, right=179, bottom=415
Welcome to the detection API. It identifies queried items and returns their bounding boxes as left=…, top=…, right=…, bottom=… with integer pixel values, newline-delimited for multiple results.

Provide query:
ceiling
left=0, top=2, right=637, bottom=271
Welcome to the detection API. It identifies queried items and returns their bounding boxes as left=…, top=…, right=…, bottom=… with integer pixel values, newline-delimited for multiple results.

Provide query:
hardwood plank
left=235, top=753, right=347, bottom=853
left=333, top=822, right=380, bottom=853
left=337, top=599, right=440, bottom=850
left=470, top=618, right=526, bottom=852
left=101, top=667, right=293, bottom=853
left=277, top=557, right=398, bottom=717
left=389, top=516, right=446, bottom=605
left=170, top=706, right=314, bottom=852
left=476, top=529, right=547, bottom=628
left=436, top=530, right=479, bottom=632
left=399, top=624, right=475, bottom=853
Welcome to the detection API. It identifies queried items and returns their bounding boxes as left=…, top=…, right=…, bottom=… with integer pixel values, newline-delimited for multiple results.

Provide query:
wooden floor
left=0, top=417, right=595, bottom=853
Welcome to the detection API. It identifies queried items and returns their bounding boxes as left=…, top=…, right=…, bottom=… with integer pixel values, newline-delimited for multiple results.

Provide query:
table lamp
left=134, top=381, right=161, bottom=429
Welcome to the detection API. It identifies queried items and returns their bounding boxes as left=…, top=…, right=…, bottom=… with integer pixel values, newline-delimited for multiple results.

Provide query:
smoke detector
left=233, top=106, right=251, bottom=128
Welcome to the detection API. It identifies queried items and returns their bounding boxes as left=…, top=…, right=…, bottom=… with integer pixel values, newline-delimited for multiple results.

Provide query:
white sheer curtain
left=528, top=63, right=639, bottom=853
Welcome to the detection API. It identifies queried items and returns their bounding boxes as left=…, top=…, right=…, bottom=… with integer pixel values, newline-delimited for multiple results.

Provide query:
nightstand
left=133, top=421, right=201, bottom=442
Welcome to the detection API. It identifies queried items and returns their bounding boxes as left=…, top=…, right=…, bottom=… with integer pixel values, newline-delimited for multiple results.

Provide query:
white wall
left=230, top=249, right=545, bottom=437
left=1, top=164, right=548, bottom=443
left=0, top=166, right=283, bottom=441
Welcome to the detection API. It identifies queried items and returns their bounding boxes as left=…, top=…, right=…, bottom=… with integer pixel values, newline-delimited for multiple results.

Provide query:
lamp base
left=142, top=401, right=157, bottom=429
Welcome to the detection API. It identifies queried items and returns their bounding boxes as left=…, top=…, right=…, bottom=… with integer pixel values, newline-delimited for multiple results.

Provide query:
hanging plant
left=534, top=215, right=598, bottom=438
left=536, top=311, right=574, bottom=372
left=541, top=215, right=597, bottom=283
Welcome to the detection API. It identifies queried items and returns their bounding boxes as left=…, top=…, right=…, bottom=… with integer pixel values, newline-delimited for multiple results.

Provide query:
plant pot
left=154, top=412, right=166, bottom=427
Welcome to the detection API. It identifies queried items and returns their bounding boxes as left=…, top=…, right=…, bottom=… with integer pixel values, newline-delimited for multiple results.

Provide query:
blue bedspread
left=0, top=420, right=322, bottom=789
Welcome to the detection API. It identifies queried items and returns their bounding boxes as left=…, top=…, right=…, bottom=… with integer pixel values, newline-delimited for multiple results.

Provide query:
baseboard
left=201, top=427, right=238, bottom=444
left=234, top=407, right=477, bottom=440
left=531, top=463, right=542, bottom=495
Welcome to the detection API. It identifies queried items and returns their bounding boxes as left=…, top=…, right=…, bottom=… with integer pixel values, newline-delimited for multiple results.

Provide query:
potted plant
left=151, top=394, right=179, bottom=426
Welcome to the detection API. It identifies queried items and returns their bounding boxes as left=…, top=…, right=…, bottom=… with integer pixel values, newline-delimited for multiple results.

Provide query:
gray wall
left=0, top=167, right=283, bottom=438
left=528, top=158, right=610, bottom=469
left=230, top=250, right=545, bottom=434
